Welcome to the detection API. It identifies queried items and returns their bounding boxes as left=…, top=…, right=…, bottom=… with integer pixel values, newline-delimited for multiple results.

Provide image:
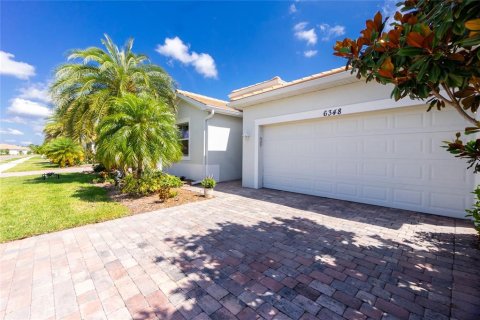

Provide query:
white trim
left=251, top=97, right=422, bottom=188
left=177, top=118, right=191, bottom=161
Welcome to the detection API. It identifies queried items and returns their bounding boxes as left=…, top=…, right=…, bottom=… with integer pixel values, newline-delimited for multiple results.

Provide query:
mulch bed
left=103, top=185, right=207, bottom=215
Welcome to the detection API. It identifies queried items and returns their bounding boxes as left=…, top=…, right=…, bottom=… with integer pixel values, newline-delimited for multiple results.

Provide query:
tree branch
left=429, top=84, right=477, bottom=124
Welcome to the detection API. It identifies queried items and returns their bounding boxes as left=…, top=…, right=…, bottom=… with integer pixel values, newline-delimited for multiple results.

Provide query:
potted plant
left=201, top=176, right=216, bottom=198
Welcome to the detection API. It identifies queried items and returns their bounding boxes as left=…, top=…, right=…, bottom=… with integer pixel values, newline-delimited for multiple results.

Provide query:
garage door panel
left=337, top=183, right=358, bottom=197
left=363, top=161, right=389, bottom=178
left=393, top=189, right=423, bottom=207
left=393, top=163, right=424, bottom=180
left=262, top=106, right=473, bottom=218
left=363, top=115, right=390, bottom=132
left=393, top=111, right=426, bottom=129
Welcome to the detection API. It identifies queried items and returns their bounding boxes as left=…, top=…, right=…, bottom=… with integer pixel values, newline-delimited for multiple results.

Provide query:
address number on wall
left=323, top=108, right=342, bottom=117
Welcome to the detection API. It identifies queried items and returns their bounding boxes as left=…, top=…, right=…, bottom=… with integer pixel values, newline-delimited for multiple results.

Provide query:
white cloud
left=0, top=128, right=24, bottom=136
left=156, top=37, right=218, bottom=79
left=35, top=132, right=43, bottom=137
left=382, top=0, right=399, bottom=30
left=21, top=141, right=33, bottom=145
left=318, top=24, right=346, bottom=41
left=0, top=51, right=35, bottom=79
left=18, top=83, right=52, bottom=103
left=294, top=22, right=317, bottom=46
left=304, top=50, right=318, bottom=58
left=0, top=116, right=27, bottom=124
left=8, top=98, right=52, bottom=118
left=4, top=139, right=16, bottom=143
left=289, top=4, right=297, bottom=14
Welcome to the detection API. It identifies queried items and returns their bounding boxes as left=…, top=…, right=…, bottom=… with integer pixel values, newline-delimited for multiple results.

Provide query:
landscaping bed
left=105, top=185, right=205, bottom=214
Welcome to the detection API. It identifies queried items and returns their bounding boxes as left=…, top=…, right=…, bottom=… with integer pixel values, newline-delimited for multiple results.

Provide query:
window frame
left=177, top=118, right=190, bottom=160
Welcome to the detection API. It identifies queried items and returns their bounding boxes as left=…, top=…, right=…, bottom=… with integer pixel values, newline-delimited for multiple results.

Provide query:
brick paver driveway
left=1, top=182, right=479, bottom=320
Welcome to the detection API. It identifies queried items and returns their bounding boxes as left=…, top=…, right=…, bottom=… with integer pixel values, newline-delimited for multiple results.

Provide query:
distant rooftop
left=0, top=144, right=29, bottom=150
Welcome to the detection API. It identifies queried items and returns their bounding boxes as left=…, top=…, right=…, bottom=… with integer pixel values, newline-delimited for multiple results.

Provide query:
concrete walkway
left=0, top=156, right=33, bottom=173
left=0, top=165, right=92, bottom=178
left=1, top=182, right=479, bottom=320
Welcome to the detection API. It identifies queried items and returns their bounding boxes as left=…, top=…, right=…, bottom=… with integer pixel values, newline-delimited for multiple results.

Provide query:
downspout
left=203, top=109, right=215, bottom=178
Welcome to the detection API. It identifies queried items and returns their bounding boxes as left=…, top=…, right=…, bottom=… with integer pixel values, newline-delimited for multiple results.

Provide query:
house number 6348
left=323, top=108, right=342, bottom=117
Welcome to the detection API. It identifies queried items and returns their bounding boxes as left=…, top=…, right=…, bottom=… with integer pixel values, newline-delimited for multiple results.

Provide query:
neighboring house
left=0, top=144, right=30, bottom=155
left=228, top=67, right=473, bottom=219
left=165, top=90, right=243, bottom=182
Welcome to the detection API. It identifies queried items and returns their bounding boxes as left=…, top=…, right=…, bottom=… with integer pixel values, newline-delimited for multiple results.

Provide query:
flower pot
left=204, top=187, right=214, bottom=198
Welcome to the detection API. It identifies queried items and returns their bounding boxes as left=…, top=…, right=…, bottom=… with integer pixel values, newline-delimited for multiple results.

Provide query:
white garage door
left=262, top=106, right=473, bottom=218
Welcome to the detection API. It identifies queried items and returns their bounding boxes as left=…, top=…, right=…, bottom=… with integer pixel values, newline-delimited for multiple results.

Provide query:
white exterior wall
left=208, top=114, right=243, bottom=181
left=165, top=100, right=242, bottom=182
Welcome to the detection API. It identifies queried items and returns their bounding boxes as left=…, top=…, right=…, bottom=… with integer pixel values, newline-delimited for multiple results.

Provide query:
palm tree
left=50, top=34, right=176, bottom=143
left=96, top=94, right=182, bottom=176
left=43, top=137, right=84, bottom=167
left=43, top=110, right=67, bottom=143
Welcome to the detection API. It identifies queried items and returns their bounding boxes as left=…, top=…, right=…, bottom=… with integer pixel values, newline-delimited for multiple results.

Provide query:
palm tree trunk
left=137, top=158, right=143, bottom=178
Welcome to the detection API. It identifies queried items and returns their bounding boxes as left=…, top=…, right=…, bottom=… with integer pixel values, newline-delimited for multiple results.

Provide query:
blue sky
left=0, top=0, right=395, bottom=145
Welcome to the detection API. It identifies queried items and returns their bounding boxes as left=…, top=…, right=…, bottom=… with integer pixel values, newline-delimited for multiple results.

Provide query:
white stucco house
left=165, top=90, right=243, bottom=183
left=0, top=144, right=30, bottom=155
left=227, top=67, right=474, bottom=219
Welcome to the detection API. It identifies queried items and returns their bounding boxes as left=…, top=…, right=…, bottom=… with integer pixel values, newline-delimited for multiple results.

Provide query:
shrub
left=467, top=186, right=480, bottom=236
left=121, top=170, right=182, bottom=200
left=201, top=176, right=216, bottom=189
left=43, top=137, right=84, bottom=167
left=158, top=174, right=183, bottom=202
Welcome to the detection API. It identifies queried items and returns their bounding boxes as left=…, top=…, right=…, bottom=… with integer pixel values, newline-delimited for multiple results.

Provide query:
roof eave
left=228, top=70, right=358, bottom=109
left=177, top=93, right=242, bottom=117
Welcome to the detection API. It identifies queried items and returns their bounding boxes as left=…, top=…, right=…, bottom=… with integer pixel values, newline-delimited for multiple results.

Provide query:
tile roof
left=229, top=67, right=347, bottom=101
left=177, top=90, right=238, bottom=112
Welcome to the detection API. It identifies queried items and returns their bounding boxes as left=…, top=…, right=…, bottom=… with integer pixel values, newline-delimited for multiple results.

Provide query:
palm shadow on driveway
left=136, top=211, right=480, bottom=320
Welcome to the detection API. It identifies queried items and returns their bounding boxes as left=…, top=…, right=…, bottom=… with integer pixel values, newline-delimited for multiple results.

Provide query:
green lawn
left=0, top=173, right=129, bottom=242
left=4, top=155, right=59, bottom=172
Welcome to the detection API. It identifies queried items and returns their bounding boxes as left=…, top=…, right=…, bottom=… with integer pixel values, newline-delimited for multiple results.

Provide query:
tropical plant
left=121, top=170, right=182, bottom=199
left=201, top=176, right=216, bottom=189
left=43, top=111, right=67, bottom=143
left=50, top=34, right=176, bottom=144
left=43, top=137, right=84, bottom=167
left=333, top=0, right=479, bottom=124
left=96, top=93, right=182, bottom=176
left=466, top=186, right=480, bottom=235
left=157, top=174, right=183, bottom=201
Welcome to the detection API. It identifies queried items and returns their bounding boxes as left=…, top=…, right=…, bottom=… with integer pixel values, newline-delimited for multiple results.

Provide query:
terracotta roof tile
left=177, top=90, right=239, bottom=112
left=229, top=67, right=347, bottom=101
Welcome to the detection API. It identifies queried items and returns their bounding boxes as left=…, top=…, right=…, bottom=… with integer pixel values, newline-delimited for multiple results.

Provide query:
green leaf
left=397, top=47, right=425, bottom=56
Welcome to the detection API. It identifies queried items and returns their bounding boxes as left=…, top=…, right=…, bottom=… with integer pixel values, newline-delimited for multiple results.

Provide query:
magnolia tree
left=333, top=0, right=480, bottom=233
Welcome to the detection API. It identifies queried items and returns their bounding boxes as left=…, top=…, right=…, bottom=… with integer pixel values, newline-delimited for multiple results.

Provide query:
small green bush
left=121, top=170, right=182, bottom=200
left=201, top=176, right=216, bottom=189
left=467, top=186, right=480, bottom=236
left=158, top=174, right=183, bottom=201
